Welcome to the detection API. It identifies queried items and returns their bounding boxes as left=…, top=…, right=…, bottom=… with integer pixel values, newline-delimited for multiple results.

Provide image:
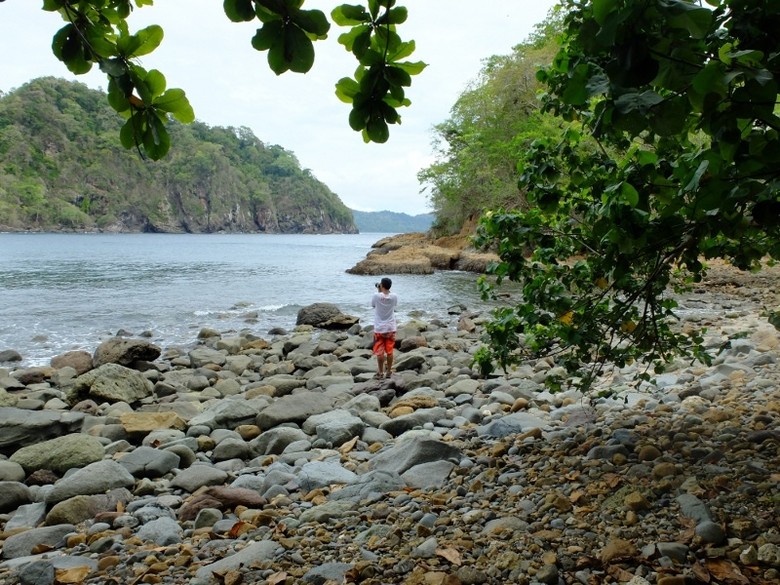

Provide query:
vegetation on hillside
left=0, top=77, right=356, bottom=233
left=351, top=209, right=433, bottom=233
left=470, top=0, right=780, bottom=389
left=418, top=11, right=565, bottom=234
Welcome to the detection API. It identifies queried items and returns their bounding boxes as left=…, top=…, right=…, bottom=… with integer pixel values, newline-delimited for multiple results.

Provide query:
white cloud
left=0, top=0, right=558, bottom=215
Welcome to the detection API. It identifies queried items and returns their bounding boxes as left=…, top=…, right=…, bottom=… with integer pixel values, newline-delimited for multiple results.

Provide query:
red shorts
left=373, top=332, right=396, bottom=356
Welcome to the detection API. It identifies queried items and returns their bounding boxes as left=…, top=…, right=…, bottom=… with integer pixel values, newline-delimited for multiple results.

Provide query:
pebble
left=0, top=274, right=779, bottom=585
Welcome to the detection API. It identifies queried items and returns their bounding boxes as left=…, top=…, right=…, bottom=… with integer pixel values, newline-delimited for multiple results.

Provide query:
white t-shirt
left=371, top=292, right=398, bottom=333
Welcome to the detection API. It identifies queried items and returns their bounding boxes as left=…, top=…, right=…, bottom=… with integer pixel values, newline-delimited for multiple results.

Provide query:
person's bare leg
left=376, top=354, right=385, bottom=377
left=386, top=352, right=393, bottom=377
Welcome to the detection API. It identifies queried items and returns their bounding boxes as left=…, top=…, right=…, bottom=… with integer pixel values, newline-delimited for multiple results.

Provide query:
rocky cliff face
left=0, top=78, right=358, bottom=235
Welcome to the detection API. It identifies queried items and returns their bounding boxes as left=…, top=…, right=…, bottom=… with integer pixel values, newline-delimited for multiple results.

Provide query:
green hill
left=0, top=77, right=356, bottom=234
left=351, top=209, right=434, bottom=233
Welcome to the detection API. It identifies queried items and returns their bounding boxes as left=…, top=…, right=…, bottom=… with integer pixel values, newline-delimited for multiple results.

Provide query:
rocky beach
left=1, top=262, right=779, bottom=585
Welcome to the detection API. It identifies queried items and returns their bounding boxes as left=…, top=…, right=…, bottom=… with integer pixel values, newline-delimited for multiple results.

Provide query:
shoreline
left=0, top=283, right=779, bottom=583
left=0, top=264, right=779, bottom=584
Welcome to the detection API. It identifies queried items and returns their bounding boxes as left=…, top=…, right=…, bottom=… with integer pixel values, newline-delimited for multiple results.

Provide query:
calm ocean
left=0, top=233, right=487, bottom=367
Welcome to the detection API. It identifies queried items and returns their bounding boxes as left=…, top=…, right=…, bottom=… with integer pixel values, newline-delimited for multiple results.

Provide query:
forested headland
left=0, top=77, right=356, bottom=234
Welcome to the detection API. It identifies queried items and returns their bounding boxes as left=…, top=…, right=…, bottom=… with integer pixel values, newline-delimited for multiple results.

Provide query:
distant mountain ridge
left=0, top=77, right=356, bottom=234
left=351, top=209, right=434, bottom=233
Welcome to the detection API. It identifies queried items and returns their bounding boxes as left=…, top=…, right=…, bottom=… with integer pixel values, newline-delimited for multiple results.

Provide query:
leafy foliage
left=0, top=78, right=356, bottom=234
left=473, top=0, right=780, bottom=390
left=418, top=13, right=564, bottom=234
left=34, top=0, right=423, bottom=158
left=332, top=0, right=425, bottom=143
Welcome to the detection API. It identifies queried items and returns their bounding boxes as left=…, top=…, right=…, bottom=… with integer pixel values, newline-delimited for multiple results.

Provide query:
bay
left=0, top=233, right=487, bottom=366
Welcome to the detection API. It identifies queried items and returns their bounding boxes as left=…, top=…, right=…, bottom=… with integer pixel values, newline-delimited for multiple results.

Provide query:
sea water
left=0, top=233, right=489, bottom=366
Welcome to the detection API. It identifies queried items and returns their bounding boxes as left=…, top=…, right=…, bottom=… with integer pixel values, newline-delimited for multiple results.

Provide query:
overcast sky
left=1, top=0, right=558, bottom=215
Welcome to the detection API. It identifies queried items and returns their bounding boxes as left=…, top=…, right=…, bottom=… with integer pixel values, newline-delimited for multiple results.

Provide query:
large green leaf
left=224, top=0, right=256, bottom=22
left=384, top=66, right=412, bottom=87
left=266, top=23, right=315, bottom=74
left=377, top=6, right=407, bottom=25
left=154, top=89, right=195, bottom=123
left=331, top=4, right=370, bottom=26
left=662, top=0, right=713, bottom=39
left=394, top=60, right=426, bottom=76
left=144, top=69, right=167, bottom=98
left=252, top=20, right=282, bottom=51
left=365, top=116, right=389, bottom=143
left=120, top=114, right=140, bottom=149
left=107, top=77, right=131, bottom=112
left=293, top=9, right=330, bottom=38
left=116, top=25, right=164, bottom=58
left=142, top=112, right=171, bottom=160
left=335, top=77, right=360, bottom=103
left=592, top=0, right=617, bottom=25
left=42, top=0, right=65, bottom=11
left=52, top=24, right=93, bottom=74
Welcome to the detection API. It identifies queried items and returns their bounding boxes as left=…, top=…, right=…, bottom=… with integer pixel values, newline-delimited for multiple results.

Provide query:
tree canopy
left=34, top=0, right=425, bottom=159
left=473, top=0, right=780, bottom=390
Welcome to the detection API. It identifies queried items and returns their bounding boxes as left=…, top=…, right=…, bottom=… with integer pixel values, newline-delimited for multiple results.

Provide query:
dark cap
left=380, top=277, right=392, bottom=290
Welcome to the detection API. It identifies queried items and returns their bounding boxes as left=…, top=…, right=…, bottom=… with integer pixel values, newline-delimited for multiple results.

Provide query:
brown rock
left=652, top=462, right=678, bottom=478
left=399, top=335, right=427, bottom=352
left=511, top=398, right=529, bottom=412
left=178, top=494, right=223, bottom=521
left=51, top=350, right=93, bottom=375
left=600, top=538, right=638, bottom=563
left=637, top=445, right=662, bottom=461
left=205, top=486, right=267, bottom=509
left=624, top=491, right=651, bottom=511
left=13, top=367, right=55, bottom=385
left=119, top=412, right=186, bottom=434
left=93, top=337, right=161, bottom=368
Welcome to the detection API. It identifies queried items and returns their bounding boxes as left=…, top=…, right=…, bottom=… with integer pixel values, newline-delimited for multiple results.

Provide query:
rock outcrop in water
left=347, top=232, right=498, bottom=275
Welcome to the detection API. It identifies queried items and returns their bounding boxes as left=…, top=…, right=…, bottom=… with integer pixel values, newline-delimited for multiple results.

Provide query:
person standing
left=371, top=277, right=398, bottom=379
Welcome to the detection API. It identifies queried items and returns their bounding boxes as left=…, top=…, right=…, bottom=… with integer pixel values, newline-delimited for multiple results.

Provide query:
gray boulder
left=187, top=398, right=265, bottom=430
left=296, top=303, right=359, bottom=330
left=370, top=437, right=462, bottom=476
left=66, top=363, right=153, bottom=405
left=250, top=426, right=310, bottom=456
left=380, top=407, right=447, bottom=437
left=256, top=391, right=334, bottom=428
left=193, top=540, right=282, bottom=584
left=10, top=433, right=105, bottom=474
left=303, top=409, right=365, bottom=447
left=188, top=347, right=227, bottom=368
left=117, top=446, right=181, bottom=478
left=137, top=516, right=183, bottom=545
left=50, top=350, right=93, bottom=374
left=0, top=481, right=31, bottom=513
left=296, top=303, right=342, bottom=326
left=0, top=387, right=18, bottom=407
left=45, top=488, right=133, bottom=526
left=93, top=337, right=161, bottom=367
left=1, top=524, right=76, bottom=559
left=0, top=460, right=25, bottom=482
left=45, top=460, right=135, bottom=504
left=297, top=460, right=357, bottom=492
left=0, top=349, right=23, bottom=363
left=0, top=407, right=84, bottom=454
